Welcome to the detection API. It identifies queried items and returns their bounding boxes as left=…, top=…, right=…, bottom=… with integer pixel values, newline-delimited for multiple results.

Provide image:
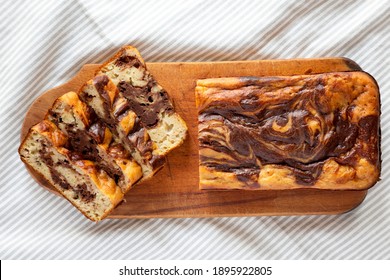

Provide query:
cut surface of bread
left=19, top=46, right=188, bottom=221
left=79, top=77, right=165, bottom=178
left=95, top=46, right=187, bottom=155
left=196, top=72, right=380, bottom=190
left=19, top=120, right=124, bottom=221
left=46, top=91, right=142, bottom=193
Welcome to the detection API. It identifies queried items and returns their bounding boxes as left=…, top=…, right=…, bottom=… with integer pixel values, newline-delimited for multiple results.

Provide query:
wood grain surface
left=20, top=58, right=368, bottom=218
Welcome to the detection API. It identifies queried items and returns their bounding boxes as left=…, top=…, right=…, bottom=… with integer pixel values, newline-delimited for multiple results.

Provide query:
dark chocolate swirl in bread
left=196, top=72, right=380, bottom=190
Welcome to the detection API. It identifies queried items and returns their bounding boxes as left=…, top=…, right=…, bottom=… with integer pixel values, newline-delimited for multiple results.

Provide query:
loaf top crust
left=196, top=72, right=380, bottom=190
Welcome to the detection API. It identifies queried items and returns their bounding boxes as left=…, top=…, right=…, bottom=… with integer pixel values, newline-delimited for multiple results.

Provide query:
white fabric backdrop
left=0, top=0, right=389, bottom=259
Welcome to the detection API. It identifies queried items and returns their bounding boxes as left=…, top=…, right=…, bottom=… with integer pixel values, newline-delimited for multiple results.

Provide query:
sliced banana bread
left=79, top=78, right=165, bottom=178
left=94, top=46, right=187, bottom=155
left=19, top=120, right=124, bottom=221
left=19, top=46, right=188, bottom=221
left=46, top=91, right=142, bottom=193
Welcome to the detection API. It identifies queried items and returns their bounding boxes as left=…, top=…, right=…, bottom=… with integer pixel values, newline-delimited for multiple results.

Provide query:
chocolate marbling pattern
left=197, top=73, right=380, bottom=188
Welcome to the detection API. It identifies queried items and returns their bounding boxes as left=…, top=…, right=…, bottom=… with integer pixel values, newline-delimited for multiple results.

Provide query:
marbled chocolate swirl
left=196, top=72, right=380, bottom=190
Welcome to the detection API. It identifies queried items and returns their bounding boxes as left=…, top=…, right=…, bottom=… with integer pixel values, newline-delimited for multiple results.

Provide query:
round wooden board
left=20, top=58, right=368, bottom=218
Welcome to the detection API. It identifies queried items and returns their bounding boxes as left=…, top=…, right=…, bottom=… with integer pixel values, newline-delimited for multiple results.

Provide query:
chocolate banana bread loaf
left=196, top=72, right=380, bottom=190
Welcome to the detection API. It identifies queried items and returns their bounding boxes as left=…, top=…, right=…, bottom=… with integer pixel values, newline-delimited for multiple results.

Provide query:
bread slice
left=79, top=77, right=165, bottom=178
left=18, top=46, right=188, bottom=221
left=95, top=46, right=187, bottom=155
left=19, top=120, right=124, bottom=221
left=46, top=92, right=142, bottom=193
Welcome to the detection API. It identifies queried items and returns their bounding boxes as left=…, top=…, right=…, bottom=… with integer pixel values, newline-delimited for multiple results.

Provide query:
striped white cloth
left=1, top=0, right=389, bottom=259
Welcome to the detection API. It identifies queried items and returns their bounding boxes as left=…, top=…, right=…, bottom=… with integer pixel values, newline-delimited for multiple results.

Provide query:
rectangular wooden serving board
left=21, top=58, right=368, bottom=218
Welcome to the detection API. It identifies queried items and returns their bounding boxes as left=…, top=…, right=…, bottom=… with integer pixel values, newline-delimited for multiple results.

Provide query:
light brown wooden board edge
left=20, top=58, right=370, bottom=219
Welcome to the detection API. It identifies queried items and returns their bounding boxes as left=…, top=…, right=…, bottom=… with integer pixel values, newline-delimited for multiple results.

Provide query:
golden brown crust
left=196, top=72, right=380, bottom=190
left=97, top=46, right=146, bottom=76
